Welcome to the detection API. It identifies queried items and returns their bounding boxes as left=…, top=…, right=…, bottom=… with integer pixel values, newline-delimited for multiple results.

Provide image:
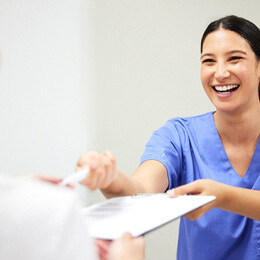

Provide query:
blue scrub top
left=140, top=112, right=260, bottom=260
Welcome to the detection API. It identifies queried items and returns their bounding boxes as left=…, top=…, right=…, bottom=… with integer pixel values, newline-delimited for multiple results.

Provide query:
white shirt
left=0, top=174, right=97, bottom=260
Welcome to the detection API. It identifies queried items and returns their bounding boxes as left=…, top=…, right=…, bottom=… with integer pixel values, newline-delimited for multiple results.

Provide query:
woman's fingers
left=76, top=150, right=118, bottom=190
left=167, top=179, right=219, bottom=220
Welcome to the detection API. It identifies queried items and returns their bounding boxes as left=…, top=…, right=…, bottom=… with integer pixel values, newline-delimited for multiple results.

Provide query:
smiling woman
left=74, top=15, right=260, bottom=260
left=199, top=17, right=260, bottom=178
left=200, top=17, right=260, bottom=117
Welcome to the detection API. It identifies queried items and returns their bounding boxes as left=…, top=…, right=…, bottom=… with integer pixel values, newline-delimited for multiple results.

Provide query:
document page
left=82, top=194, right=215, bottom=240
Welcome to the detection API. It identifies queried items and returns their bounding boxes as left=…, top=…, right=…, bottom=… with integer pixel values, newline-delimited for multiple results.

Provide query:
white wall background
left=0, top=0, right=92, bottom=177
left=0, top=1, right=260, bottom=260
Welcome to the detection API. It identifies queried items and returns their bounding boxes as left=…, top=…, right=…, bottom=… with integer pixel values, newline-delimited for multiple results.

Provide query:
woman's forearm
left=220, top=185, right=260, bottom=221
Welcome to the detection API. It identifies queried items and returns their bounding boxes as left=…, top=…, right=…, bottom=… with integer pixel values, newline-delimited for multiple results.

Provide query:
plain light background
left=0, top=0, right=90, bottom=177
left=0, top=1, right=260, bottom=260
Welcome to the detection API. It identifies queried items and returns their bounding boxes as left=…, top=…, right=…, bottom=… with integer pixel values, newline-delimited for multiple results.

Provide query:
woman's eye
left=229, top=56, right=242, bottom=61
left=202, top=59, right=215, bottom=64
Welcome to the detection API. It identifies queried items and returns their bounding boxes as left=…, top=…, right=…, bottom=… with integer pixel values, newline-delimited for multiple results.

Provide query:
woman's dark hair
left=201, top=15, right=260, bottom=99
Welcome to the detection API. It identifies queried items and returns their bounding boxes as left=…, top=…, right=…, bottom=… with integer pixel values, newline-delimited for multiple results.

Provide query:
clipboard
left=82, top=194, right=215, bottom=240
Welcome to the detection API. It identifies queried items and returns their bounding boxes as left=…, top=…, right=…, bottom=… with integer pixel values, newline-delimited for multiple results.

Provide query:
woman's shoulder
left=165, top=111, right=214, bottom=128
left=151, top=111, right=214, bottom=143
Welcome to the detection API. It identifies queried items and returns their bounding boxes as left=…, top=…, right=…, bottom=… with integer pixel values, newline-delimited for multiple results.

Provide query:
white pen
left=61, top=168, right=89, bottom=186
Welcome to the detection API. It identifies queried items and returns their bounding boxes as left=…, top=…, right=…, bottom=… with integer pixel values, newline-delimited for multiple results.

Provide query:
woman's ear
left=256, top=63, right=260, bottom=96
left=257, top=60, right=260, bottom=79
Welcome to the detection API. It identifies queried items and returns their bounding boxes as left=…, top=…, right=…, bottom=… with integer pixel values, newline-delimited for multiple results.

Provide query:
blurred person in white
left=0, top=174, right=145, bottom=260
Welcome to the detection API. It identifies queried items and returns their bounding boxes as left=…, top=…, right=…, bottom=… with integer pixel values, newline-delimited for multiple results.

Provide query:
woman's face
left=201, top=28, right=260, bottom=114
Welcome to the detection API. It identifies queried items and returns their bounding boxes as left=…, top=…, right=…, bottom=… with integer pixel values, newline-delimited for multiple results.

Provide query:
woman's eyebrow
left=227, top=50, right=247, bottom=55
left=201, top=50, right=247, bottom=60
left=200, top=53, right=213, bottom=60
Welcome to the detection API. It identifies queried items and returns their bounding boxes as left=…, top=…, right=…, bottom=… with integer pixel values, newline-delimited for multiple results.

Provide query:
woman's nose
left=214, top=62, right=230, bottom=80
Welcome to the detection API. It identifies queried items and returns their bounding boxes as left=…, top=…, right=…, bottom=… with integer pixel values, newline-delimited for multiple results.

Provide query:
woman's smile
left=213, top=84, right=239, bottom=93
left=212, top=84, right=240, bottom=98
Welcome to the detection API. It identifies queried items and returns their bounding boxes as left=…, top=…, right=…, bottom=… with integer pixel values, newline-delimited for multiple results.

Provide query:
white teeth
left=214, top=84, right=239, bottom=92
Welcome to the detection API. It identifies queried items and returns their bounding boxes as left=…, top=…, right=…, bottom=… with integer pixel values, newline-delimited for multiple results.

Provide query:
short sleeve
left=140, top=120, right=183, bottom=189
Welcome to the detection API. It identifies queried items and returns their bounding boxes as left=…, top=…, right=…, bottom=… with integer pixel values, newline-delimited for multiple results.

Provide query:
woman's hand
left=167, top=179, right=227, bottom=220
left=76, top=150, right=119, bottom=191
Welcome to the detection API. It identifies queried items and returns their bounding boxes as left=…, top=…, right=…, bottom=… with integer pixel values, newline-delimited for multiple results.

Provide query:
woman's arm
left=76, top=151, right=169, bottom=198
left=167, top=179, right=260, bottom=221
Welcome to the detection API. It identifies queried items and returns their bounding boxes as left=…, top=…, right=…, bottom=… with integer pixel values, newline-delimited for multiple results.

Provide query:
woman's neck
left=214, top=106, right=260, bottom=145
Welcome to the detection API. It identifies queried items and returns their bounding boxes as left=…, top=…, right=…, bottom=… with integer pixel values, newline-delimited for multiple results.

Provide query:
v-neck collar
left=209, top=112, right=260, bottom=181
